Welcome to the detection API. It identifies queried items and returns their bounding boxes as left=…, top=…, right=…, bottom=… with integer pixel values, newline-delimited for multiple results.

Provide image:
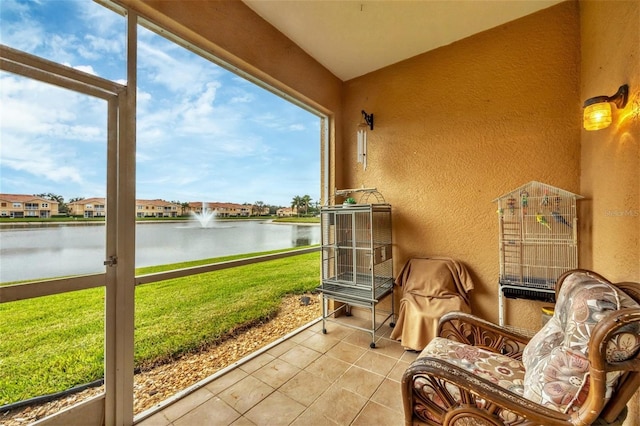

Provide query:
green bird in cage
left=536, top=212, right=551, bottom=230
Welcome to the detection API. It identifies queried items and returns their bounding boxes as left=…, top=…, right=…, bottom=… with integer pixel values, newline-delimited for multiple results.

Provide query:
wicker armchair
left=402, top=269, right=640, bottom=426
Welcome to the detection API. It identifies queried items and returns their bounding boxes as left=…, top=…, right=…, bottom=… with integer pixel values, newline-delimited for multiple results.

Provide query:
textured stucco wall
left=579, top=1, right=640, bottom=423
left=342, top=1, right=581, bottom=329
left=580, top=0, right=640, bottom=282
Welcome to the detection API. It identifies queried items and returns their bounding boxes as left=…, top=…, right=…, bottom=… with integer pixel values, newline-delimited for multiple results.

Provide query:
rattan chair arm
left=573, top=308, right=640, bottom=426
left=402, top=356, right=570, bottom=426
left=437, top=311, right=530, bottom=359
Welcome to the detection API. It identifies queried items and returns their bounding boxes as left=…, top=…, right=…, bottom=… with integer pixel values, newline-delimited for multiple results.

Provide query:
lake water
left=0, top=220, right=320, bottom=283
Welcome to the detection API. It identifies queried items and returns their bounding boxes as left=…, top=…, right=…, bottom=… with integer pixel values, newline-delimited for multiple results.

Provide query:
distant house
left=276, top=207, right=297, bottom=217
left=136, top=199, right=180, bottom=218
left=187, top=202, right=262, bottom=217
left=0, top=194, right=59, bottom=218
left=68, top=197, right=106, bottom=218
left=68, top=197, right=180, bottom=218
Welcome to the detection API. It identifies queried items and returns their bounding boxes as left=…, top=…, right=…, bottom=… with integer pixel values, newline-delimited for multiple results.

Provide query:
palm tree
left=291, top=195, right=302, bottom=216
left=301, top=195, right=312, bottom=215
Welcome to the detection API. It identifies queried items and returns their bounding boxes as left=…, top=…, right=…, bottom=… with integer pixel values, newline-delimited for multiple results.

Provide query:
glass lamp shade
left=583, top=102, right=612, bottom=131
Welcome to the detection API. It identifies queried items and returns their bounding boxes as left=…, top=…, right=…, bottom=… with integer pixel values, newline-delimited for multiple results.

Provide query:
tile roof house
left=0, top=193, right=59, bottom=218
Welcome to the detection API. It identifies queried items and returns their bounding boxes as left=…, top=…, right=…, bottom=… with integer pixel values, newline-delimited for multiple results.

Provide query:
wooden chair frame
left=402, top=269, right=640, bottom=426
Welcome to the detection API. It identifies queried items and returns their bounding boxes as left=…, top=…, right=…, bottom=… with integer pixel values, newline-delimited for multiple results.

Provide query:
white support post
left=105, top=9, right=137, bottom=426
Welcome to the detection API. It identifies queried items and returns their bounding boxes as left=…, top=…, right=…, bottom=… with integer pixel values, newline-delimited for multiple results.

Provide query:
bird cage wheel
left=369, top=342, right=376, bottom=348
left=322, top=328, right=327, bottom=334
left=390, top=322, right=396, bottom=327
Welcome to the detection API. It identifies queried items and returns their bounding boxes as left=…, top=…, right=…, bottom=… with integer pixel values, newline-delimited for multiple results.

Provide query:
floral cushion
left=420, top=337, right=526, bottom=394
left=522, top=271, right=640, bottom=413
left=414, top=337, right=525, bottom=423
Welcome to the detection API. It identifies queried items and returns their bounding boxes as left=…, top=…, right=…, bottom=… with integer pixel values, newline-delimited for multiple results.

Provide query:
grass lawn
left=272, top=216, right=319, bottom=223
left=0, top=249, right=320, bottom=406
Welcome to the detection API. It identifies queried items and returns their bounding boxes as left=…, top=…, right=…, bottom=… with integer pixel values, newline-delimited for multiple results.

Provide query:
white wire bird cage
left=327, top=187, right=386, bottom=206
left=317, top=188, right=395, bottom=348
left=494, top=181, right=583, bottom=326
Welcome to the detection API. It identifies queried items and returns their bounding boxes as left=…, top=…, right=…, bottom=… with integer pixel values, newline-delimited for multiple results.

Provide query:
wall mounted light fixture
left=583, top=84, right=629, bottom=131
left=357, top=110, right=374, bottom=170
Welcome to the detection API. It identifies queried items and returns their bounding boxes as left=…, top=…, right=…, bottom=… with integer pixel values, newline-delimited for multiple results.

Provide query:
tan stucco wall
left=579, top=1, right=640, bottom=423
left=580, top=0, right=640, bottom=282
left=342, top=1, right=581, bottom=329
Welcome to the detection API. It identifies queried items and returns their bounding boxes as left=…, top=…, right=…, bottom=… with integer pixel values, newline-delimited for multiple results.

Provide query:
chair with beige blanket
left=390, top=257, right=475, bottom=351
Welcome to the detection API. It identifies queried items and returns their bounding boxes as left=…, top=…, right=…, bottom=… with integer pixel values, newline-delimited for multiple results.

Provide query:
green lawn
left=272, top=216, right=319, bottom=223
left=0, top=249, right=320, bottom=406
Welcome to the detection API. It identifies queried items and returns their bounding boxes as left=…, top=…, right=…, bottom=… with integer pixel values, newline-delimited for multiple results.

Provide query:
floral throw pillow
left=522, top=272, right=640, bottom=413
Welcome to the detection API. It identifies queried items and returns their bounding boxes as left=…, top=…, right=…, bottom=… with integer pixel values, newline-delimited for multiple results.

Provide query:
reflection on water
left=0, top=221, right=319, bottom=283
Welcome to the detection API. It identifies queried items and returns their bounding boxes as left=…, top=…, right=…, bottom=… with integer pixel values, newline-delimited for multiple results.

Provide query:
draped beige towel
left=390, top=257, right=474, bottom=351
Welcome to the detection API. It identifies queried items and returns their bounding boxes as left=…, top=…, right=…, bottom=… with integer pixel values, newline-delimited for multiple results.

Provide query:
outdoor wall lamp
left=583, top=84, right=629, bottom=131
left=357, top=110, right=373, bottom=170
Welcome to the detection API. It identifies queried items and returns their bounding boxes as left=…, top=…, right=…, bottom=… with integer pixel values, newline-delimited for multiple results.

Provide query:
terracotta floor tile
left=266, top=338, right=297, bottom=357
left=354, top=350, right=398, bottom=376
left=370, top=378, right=404, bottom=413
left=305, top=354, right=351, bottom=382
left=173, top=396, right=240, bottom=426
left=345, top=330, right=377, bottom=348
left=320, top=322, right=356, bottom=341
left=287, top=328, right=316, bottom=343
left=372, top=337, right=406, bottom=359
left=375, top=323, right=395, bottom=339
left=299, top=331, right=341, bottom=353
left=352, top=400, right=402, bottom=426
left=135, top=411, right=171, bottom=426
left=279, top=370, right=332, bottom=406
left=251, top=358, right=301, bottom=388
left=307, top=384, right=368, bottom=425
left=204, top=368, right=249, bottom=396
left=143, top=317, right=411, bottom=426
left=160, top=387, right=214, bottom=422
left=307, top=322, right=325, bottom=333
left=289, top=405, right=337, bottom=426
left=243, top=390, right=306, bottom=425
left=218, top=375, right=274, bottom=414
left=335, top=365, right=385, bottom=399
left=388, top=360, right=410, bottom=383
left=325, top=340, right=367, bottom=364
left=230, top=416, right=257, bottom=426
left=401, top=350, right=420, bottom=363
left=279, top=344, right=322, bottom=369
left=238, top=352, right=276, bottom=374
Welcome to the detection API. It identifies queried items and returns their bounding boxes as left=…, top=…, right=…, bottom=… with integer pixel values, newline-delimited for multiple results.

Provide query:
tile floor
left=136, top=316, right=418, bottom=426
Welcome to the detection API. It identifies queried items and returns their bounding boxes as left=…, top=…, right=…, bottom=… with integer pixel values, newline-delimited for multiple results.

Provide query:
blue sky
left=0, top=0, right=321, bottom=207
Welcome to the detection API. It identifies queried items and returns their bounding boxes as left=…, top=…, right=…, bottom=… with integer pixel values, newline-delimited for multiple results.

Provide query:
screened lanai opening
left=0, top=70, right=111, bottom=414
left=0, top=0, right=124, bottom=417
left=1, top=0, right=324, bottom=423
left=130, top=19, right=323, bottom=416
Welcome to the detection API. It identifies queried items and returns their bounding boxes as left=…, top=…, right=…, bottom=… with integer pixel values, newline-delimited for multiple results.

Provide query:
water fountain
left=191, top=202, right=217, bottom=228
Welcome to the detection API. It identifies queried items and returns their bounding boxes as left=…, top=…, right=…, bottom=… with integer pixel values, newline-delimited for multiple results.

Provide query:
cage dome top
left=493, top=181, right=583, bottom=203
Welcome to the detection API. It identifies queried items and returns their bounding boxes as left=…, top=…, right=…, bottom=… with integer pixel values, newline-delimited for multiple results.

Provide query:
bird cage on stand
left=318, top=188, right=395, bottom=348
left=494, top=181, right=583, bottom=327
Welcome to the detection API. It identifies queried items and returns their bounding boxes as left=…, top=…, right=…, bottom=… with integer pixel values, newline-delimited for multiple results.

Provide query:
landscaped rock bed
left=1, top=293, right=322, bottom=425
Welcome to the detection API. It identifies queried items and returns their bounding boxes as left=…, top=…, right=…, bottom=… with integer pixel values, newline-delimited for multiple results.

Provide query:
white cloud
left=1, top=135, right=84, bottom=184
left=0, top=72, right=106, bottom=194
left=0, top=1, right=320, bottom=206
left=71, top=64, right=98, bottom=76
